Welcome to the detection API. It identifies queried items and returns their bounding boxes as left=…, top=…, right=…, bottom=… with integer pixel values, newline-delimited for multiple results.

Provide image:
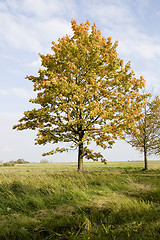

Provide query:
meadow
left=0, top=161, right=160, bottom=239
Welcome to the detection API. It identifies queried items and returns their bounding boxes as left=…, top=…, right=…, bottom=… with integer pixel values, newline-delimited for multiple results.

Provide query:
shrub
left=15, top=159, right=29, bottom=164
left=40, top=159, right=49, bottom=163
left=3, top=162, right=15, bottom=166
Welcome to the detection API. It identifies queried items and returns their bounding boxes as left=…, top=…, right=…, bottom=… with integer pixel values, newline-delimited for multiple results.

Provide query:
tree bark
left=143, top=106, right=148, bottom=170
left=78, top=141, right=83, bottom=171
left=144, top=145, right=148, bottom=170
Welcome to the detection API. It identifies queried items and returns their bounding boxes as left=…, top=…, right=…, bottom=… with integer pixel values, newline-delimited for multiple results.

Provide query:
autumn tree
left=126, top=96, right=160, bottom=170
left=13, top=20, right=147, bottom=171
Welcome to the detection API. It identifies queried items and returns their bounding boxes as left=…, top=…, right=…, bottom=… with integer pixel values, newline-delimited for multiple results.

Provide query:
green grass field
left=0, top=161, right=160, bottom=239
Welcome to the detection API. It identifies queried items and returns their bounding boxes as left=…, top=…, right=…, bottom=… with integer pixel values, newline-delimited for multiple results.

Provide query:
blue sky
left=0, top=0, right=160, bottom=163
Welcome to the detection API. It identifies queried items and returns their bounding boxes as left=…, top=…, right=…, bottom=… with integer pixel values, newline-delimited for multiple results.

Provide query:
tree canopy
left=13, top=20, right=147, bottom=170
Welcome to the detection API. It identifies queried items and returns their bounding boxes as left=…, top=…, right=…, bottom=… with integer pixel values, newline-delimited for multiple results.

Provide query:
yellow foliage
left=13, top=20, right=147, bottom=164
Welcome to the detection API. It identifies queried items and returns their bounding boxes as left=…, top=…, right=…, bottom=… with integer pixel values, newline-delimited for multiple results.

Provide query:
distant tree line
left=2, top=159, right=29, bottom=166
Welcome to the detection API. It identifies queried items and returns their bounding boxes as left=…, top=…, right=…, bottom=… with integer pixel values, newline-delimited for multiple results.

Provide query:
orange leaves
left=107, top=36, right=112, bottom=44
left=71, top=19, right=90, bottom=39
left=120, top=59, right=124, bottom=67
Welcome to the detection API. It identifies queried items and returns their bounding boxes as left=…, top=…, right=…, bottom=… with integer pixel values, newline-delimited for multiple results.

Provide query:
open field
left=0, top=161, right=160, bottom=239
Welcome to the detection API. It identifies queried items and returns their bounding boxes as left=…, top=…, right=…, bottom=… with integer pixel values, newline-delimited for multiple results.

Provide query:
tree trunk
left=143, top=106, right=148, bottom=170
left=144, top=146, right=148, bottom=170
left=78, top=142, right=83, bottom=171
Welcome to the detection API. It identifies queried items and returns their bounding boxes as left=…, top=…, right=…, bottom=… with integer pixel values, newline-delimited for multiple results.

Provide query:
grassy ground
left=0, top=161, right=160, bottom=239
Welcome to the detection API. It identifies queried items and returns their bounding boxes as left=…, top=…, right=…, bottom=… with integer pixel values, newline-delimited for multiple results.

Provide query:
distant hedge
left=2, top=159, right=29, bottom=166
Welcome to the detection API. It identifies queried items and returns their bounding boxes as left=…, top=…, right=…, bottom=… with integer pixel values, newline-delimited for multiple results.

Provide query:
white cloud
left=0, top=11, right=42, bottom=52
left=0, top=2, right=7, bottom=11
left=0, top=112, right=23, bottom=121
left=35, top=18, right=72, bottom=50
left=0, top=0, right=75, bottom=53
left=22, top=0, right=75, bottom=18
left=117, top=28, right=160, bottom=60
left=0, top=112, right=23, bottom=133
left=0, top=89, right=8, bottom=95
left=31, top=58, right=41, bottom=68
left=84, top=0, right=134, bottom=29
left=141, top=71, right=160, bottom=92
left=6, top=0, right=76, bottom=19
left=0, top=147, right=13, bottom=153
left=10, top=88, right=31, bottom=99
left=0, top=88, right=32, bottom=99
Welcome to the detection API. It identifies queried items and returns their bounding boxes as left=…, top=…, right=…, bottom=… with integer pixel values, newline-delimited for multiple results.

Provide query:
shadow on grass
left=0, top=170, right=159, bottom=239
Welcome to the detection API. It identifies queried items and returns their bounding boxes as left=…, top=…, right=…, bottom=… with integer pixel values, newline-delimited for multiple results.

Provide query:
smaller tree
left=126, top=96, right=160, bottom=170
